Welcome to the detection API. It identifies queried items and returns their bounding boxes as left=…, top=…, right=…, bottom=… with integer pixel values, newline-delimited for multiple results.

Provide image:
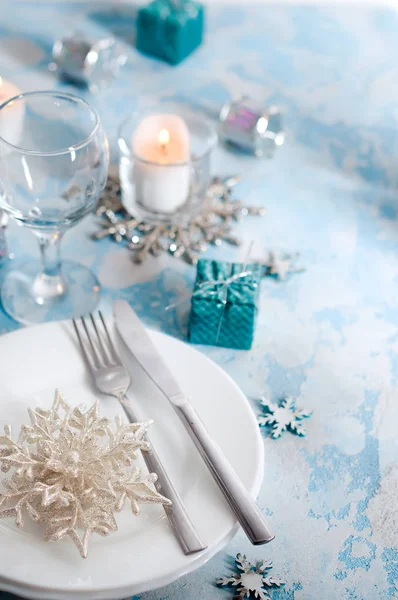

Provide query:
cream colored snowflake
left=0, top=390, right=171, bottom=557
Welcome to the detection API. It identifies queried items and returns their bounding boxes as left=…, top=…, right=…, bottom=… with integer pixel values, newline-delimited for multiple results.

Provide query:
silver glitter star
left=93, top=175, right=266, bottom=264
left=264, top=251, right=304, bottom=281
left=0, top=390, right=170, bottom=557
left=217, top=553, right=284, bottom=599
left=258, top=397, right=312, bottom=439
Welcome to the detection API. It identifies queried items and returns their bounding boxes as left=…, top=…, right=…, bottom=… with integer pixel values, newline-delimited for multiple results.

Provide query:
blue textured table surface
left=1, top=1, right=398, bottom=599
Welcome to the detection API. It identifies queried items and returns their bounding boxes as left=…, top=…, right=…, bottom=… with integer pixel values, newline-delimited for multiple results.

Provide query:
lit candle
left=0, top=77, right=24, bottom=148
left=132, top=114, right=191, bottom=214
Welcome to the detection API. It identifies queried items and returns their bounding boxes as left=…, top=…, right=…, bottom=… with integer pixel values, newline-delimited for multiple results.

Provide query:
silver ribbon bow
left=167, top=260, right=258, bottom=345
left=166, top=266, right=255, bottom=312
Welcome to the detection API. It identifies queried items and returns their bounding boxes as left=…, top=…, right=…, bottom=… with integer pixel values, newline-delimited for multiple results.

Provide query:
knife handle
left=122, top=396, right=207, bottom=555
left=175, top=402, right=274, bottom=546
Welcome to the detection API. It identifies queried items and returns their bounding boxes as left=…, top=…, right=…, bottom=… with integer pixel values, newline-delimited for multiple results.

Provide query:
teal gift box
left=188, top=259, right=262, bottom=350
left=136, top=0, right=204, bottom=65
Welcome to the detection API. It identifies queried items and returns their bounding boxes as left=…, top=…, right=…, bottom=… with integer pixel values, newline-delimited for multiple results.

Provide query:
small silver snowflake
left=264, top=251, right=304, bottom=281
left=217, top=553, right=284, bottom=599
left=258, top=397, right=312, bottom=439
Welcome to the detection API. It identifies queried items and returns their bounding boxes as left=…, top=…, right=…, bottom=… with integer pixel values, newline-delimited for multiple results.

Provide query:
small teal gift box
left=136, top=0, right=204, bottom=65
left=188, top=259, right=262, bottom=350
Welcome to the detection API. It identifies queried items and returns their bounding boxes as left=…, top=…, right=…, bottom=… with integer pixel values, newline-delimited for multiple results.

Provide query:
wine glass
left=0, top=91, right=109, bottom=324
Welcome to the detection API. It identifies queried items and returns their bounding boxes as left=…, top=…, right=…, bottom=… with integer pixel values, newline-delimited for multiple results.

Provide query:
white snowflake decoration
left=258, top=397, right=312, bottom=439
left=217, top=553, right=284, bottom=599
left=0, top=390, right=171, bottom=557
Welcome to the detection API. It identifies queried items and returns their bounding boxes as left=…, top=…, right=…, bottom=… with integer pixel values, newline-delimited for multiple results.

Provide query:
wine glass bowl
left=0, top=91, right=109, bottom=324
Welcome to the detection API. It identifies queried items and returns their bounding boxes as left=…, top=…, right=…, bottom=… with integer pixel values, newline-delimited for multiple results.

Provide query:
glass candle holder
left=118, top=102, right=217, bottom=224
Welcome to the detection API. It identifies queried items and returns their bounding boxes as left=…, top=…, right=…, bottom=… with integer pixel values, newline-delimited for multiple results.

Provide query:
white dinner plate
left=0, top=320, right=264, bottom=600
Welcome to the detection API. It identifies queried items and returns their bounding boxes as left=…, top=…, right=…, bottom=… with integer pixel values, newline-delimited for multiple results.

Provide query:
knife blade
left=113, top=299, right=274, bottom=546
left=114, top=299, right=185, bottom=403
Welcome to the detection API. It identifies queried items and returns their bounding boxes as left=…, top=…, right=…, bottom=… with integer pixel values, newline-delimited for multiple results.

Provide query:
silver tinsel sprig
left=93, top=175, right=266, bottom=264
left=0, top=390, right=170, bottom=558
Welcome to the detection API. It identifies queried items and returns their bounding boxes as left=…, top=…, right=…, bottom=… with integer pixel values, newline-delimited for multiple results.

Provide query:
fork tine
left=89, top=313, right=111, bottom=366
left=80, top=316, right=101, bottom=369
left=99, top=310, right=120, bottom=363
left=73, top=318, right=96, bottom=371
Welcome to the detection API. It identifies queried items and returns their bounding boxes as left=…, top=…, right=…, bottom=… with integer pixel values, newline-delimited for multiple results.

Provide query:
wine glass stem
left=32, top=230, right=68, bottom=304
left=39, top=231, right=63, bottom=276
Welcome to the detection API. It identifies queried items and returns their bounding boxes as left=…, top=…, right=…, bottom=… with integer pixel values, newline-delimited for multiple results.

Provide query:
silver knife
left=113, top=300, right=274, bottom=546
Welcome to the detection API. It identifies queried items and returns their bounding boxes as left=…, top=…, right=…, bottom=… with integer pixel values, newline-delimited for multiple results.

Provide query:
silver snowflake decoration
left=0, top=390, right=170, bottom=557
left=217, top=553, right=284, bottom=599
left=263, top=251, right=304, bottom=281
left=93, top=174, right=266, bottom=264
left=96, top=174, right=124, bottom=215
left=258, top=397, right=312, bottom=438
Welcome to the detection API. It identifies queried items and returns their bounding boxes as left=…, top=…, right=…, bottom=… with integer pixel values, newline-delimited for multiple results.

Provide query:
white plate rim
left=0, top=321, right=264, bottom=600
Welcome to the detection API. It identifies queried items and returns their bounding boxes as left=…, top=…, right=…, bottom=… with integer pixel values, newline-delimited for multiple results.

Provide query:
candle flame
left=158, top=128, right=170, bottom=149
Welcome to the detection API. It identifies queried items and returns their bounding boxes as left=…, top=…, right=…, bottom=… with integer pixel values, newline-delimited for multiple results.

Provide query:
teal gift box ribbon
left=136, top=0, right=204, bottom=65
left=188, top=259, right=262, bottom=350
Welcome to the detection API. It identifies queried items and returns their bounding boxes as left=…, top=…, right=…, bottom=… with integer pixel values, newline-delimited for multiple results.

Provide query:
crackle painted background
left=0, top=1, right=397, bottom=598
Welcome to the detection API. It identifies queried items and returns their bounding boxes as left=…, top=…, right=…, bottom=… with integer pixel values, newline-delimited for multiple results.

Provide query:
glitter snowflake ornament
left=93, top=174, right=266, bottom=264
left=258, top=397, right=312, bottom=439
left=0, top=390, right=171, bottom=557
left=217, top=553, right=284, bottom=599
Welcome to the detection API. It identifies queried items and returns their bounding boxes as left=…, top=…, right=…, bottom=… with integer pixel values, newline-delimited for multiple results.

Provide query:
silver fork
left=73, top=311, right=206, bottom=555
